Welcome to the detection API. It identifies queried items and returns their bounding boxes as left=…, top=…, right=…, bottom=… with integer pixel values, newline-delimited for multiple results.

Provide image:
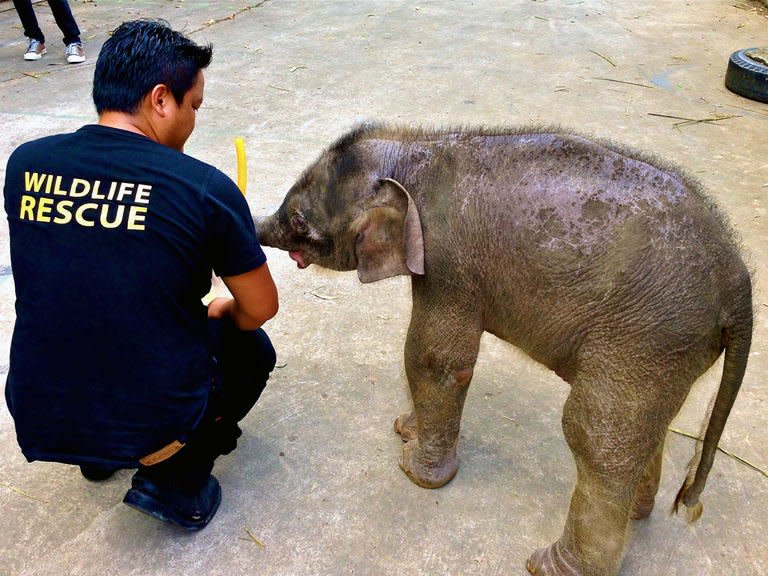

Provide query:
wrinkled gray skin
left=257, top=125, right=753, bottom=576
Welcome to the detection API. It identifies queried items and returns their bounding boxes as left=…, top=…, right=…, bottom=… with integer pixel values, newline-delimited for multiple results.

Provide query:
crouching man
left=3, top=19, right=279, bottom=530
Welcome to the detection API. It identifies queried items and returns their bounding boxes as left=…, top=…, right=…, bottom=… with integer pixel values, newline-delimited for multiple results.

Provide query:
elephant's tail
left=673, top=282, right=753, bottom=523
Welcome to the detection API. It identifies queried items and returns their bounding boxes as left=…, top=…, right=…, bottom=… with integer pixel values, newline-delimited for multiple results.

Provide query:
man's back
left=4, top=124, right=265, bottom=467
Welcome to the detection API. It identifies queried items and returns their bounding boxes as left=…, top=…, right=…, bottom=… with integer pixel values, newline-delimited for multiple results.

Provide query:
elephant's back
left=409, top=132, right=748, bottom=364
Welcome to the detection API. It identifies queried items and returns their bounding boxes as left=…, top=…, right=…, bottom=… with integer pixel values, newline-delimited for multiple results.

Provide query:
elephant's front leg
left=395, top=295, right=482, bottom=489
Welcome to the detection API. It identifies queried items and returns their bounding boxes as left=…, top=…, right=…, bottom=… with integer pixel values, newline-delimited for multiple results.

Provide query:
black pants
left=12, top=0, right=81, bottom=45
left=138, top=318, right=276, bottom=494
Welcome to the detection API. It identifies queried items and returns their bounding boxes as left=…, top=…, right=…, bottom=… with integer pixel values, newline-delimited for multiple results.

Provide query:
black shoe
left=123, top=472, right=221, bottom=531
left=80, top=465, right=118, bottom=481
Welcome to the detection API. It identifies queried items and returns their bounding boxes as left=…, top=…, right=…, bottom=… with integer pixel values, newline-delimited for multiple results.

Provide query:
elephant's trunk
left=254, top=212, right=282, bottom=248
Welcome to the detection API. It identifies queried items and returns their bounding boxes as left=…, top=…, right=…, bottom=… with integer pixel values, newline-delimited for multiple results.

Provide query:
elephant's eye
left=291, top=213, right=309, bottom=235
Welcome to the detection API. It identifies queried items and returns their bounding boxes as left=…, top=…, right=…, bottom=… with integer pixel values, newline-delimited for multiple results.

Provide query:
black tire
left=725, top=48, right=768, bottom=103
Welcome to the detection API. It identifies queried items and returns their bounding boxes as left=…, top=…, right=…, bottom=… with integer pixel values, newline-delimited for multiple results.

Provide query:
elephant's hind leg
left=631, top=444, right=664, bottom=520
left=528, top=378, right=683, bottom=576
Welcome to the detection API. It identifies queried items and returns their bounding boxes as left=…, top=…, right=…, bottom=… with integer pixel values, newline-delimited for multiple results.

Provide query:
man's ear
left=149, top=84, right=171, bottom=117
left=351, top=178, right=425, bottom=283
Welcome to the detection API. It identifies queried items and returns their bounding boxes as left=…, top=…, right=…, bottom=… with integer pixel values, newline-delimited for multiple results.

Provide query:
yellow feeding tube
left=235, top=136, right=247, bottom=196
left=202, top=137, right=248, bottom=305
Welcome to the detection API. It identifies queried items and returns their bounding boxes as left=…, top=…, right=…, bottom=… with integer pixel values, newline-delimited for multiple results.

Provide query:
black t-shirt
left=3, top=124, right=266, bottom=467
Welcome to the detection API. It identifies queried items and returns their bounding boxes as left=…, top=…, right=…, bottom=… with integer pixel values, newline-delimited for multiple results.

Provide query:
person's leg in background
left=47, top=0, right=85, bottom=63
left=47, top=0, right=80, bottom=45
left=12, top=0, right=47, bottom=60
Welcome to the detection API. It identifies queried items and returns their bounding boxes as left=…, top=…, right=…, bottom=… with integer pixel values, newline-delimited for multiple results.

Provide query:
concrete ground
left=1, top=1, right=767, bottom=575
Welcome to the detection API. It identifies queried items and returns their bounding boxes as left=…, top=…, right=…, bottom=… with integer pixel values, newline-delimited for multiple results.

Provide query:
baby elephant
left=257, top=125, right=752, bottom=576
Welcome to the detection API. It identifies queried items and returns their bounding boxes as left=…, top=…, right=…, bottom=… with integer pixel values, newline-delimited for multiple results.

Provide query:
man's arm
left=207, top=262, right=279, bottom=330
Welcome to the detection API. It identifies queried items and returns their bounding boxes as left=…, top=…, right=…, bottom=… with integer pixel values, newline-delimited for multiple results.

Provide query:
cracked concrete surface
left=1, top=1, right=767, bottom=575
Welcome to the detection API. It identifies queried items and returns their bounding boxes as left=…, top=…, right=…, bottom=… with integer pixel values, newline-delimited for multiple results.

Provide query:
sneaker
left=65, top=42, right=85, bottom=64
left=80, top=465, right=119, bottom=482
left=23, top=39, right=46, bottom=61
left=123, top=472, right=222, bottom=531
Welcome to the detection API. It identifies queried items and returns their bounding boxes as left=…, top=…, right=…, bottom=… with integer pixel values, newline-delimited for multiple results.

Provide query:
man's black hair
left=92, top=19, right=213, bottom=114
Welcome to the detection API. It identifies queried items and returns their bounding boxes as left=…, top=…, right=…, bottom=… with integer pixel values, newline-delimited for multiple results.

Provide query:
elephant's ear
left=351, top=178, right=425, bottom=284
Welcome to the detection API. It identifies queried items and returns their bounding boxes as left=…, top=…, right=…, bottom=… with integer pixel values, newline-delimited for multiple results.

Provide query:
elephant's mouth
left=289, top=250, right=308, bottom=269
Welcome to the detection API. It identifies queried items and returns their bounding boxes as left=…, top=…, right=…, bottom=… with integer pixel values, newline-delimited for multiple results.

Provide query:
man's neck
left=98, top=111, right=159, bottom=143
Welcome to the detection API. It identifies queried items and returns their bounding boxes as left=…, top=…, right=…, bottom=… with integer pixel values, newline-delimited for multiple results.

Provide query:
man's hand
left=207, top=296, right=233, bottom=319
left=206, top=263, right=279, bottom=330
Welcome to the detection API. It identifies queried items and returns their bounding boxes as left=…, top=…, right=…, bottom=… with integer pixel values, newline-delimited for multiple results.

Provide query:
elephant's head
left=257, top=137, right=424, bottom=283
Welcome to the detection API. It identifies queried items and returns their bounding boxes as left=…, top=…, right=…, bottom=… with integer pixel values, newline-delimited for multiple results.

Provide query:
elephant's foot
left=527, top=541, right=584, bottom=576
left=394, top=412, right=417, bottom=442
left=399, top=438, right=458, bottom=489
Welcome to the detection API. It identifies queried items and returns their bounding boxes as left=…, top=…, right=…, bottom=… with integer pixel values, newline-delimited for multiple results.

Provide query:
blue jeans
left=13, top=0, right=81, bottom=45
left=137, top=318, right=277, bottom=493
